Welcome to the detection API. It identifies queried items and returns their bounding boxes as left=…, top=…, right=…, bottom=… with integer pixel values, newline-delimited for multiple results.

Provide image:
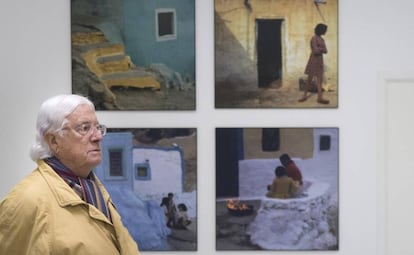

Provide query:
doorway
left=216, top=128, right=244, bottom=198
left=256, top=19, right=283, bottom=88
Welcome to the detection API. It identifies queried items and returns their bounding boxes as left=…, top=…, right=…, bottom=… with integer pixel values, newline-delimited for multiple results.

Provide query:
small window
left=137, top=166, right=148, bottom=177
left=320, top=135, right=331, bottom=151
left=262, top=128, right=280, bottom=151
left=109, top=149, right=123, bottom=176
left=155, top=8, right=176, bottom=41
left=135, top=161, right=151, bottom=180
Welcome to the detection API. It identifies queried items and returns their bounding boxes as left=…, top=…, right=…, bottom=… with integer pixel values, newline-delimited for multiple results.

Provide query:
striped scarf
left=45, top=157, right=110, bottom=220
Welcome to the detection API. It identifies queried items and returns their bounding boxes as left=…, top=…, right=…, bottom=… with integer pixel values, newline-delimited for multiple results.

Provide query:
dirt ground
left=110, top=86, right=196, bottom=110
left=216, top=200, right=262, bottom=250
left=215, top=79, right=338, bottom=109
left=166, top=218, right=198, bottom=250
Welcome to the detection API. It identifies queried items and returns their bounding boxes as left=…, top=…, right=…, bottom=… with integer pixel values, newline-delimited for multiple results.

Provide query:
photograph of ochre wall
left=215, top=0, right=338, bottom=108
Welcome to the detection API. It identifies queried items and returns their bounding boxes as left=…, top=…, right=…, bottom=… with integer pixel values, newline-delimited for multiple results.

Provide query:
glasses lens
left=75, top=123, right=91, bottom=136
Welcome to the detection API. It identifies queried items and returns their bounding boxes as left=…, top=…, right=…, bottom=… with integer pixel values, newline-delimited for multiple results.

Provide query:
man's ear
left=45, top=133, right=59, bottom=154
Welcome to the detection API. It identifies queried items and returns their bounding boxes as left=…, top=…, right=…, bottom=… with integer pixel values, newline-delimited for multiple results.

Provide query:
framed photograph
left=71, top=0, right=196, bottom=110
left=216, top=127, right=338, bottom=250
left=95, top=128, right=197, bottom=251
left=214, top=0, right=338, bottom=108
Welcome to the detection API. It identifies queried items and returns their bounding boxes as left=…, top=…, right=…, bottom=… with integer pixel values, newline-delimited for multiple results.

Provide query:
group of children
left=160, top=192, right=192, bottom=229
left=266, top=153, right=304, bottom=199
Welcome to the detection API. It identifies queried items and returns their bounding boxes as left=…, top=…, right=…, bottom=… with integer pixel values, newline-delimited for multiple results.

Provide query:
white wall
left=1, top=0, right=414, bottom=254
left=132, top=148, right=183, bottom=196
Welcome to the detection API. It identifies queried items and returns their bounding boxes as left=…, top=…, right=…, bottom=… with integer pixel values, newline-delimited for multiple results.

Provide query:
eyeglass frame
left=61, top=122, right=107, bottom=137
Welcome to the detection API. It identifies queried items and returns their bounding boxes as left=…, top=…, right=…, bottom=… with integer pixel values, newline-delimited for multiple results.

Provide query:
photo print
left=71, top=0, right=195, bottom=110
left=215, top=0, right=338, bottom=108
left=216, top=127, right=338, bottom=250
left=94, top=128, right=197, bottom=251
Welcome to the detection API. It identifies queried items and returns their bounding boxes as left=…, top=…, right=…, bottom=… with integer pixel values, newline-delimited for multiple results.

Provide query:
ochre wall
left=243, top=128, right=314, bottom=159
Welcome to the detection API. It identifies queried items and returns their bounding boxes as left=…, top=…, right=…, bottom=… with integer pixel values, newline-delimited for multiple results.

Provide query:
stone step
left=102, top=70, right=161, bottom=90
left=101, top=69, right=155, bottom=80
left=76, top=41, right=120, bottom=52
left=72, top=27, right=160, bottom=91
left=96, top=55, right=132, bottom=74
left=81, top=43, right=125, bottom=58
left=97, top=54, right=128, bottom=63
left=81, top=44, right=126, bottom=76
left=72, top=31, right=107, bottom=45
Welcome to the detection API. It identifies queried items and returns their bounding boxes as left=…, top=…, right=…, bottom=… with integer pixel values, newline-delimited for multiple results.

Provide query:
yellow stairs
left=72, top=31, right=161, bottom=93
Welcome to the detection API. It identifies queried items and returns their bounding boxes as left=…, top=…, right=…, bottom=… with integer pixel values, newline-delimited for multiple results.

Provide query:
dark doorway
left=256, top=19, right=283, bottom=88
left=216, top=128, right=244, bottom=198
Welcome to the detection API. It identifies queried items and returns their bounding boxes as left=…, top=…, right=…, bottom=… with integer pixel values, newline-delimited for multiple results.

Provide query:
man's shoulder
left=1, top=169, right=50, bottom=209
left=0, top=169, right=52, bottom=228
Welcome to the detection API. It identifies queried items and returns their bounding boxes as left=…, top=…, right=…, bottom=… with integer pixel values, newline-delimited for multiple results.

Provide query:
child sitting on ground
left=175, top=203, right=191, bottom=229
left=266, top=166, right=298, bottom=199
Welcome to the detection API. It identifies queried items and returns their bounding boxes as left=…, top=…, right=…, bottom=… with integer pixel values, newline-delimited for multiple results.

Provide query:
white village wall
left=132, top=147, right=183, bottom=196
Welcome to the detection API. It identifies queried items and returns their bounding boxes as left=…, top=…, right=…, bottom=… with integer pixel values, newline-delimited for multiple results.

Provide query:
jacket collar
left=37, top=160, right=113, bottom=225
left=38, top=159, right=84, bottom=207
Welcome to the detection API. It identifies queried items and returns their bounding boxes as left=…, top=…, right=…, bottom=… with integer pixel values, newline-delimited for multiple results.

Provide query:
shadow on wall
left=215, top=12, right=257, bottom=92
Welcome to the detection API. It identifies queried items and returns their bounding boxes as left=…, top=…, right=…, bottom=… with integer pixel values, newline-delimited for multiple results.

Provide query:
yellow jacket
left=0, top=160, right=140, bottom=255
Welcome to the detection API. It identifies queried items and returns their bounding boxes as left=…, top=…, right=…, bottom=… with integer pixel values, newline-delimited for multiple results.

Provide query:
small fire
left=227, top=199, right=251, bottom=211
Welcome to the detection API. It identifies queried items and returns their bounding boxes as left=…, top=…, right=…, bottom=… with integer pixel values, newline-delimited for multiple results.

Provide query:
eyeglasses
left=64, top=123, right=107, bottom=137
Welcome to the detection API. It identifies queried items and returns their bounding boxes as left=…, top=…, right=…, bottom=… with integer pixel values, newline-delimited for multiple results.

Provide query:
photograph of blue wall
left=71, top=0, right=195, bottom=110
left=94, top=128, right=197, bottom=251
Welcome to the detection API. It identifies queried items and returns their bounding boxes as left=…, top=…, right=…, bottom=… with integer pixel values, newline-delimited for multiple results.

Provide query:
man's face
left=52, top=104, right=103, bottom=177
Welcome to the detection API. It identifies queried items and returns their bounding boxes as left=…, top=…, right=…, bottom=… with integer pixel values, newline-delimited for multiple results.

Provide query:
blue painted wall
left=94, top=132, right=171, bottom=250
left=123, top=0, right=195, bottom=79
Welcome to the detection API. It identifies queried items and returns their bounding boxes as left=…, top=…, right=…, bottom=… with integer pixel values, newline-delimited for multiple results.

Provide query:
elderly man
left=0, top=94, right=140, bottom=255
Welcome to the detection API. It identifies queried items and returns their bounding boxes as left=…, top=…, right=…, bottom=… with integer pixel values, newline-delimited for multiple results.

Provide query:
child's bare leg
left=298, top=77, right=311, bottom=102
left=316, top=76, right=329, bottom=104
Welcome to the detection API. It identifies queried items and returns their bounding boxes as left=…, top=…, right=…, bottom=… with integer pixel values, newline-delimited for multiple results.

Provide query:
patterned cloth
left=45, top=157, right=110, bottom=220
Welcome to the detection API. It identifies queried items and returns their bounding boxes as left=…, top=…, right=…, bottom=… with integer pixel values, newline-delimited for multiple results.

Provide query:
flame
left=227, top=199, right=251, bottom=211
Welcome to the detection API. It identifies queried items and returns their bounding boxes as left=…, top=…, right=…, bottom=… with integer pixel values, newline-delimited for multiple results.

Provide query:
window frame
left=134, top=161, right=152, bottom=181
left=155, top=8, right=177, bottom=42
left=105, top=147, right=127, bottom=180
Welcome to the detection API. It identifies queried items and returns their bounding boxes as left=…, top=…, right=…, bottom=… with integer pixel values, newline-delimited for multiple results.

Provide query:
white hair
left=30, top=94, right=95, bottom=161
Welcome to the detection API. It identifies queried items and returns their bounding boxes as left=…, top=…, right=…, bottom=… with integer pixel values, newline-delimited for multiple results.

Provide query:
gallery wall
left=1, top=0, right=414, bottom=254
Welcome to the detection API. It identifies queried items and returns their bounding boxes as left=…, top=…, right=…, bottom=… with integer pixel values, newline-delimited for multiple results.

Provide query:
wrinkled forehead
left=65, top=104, right=98, bottom=125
